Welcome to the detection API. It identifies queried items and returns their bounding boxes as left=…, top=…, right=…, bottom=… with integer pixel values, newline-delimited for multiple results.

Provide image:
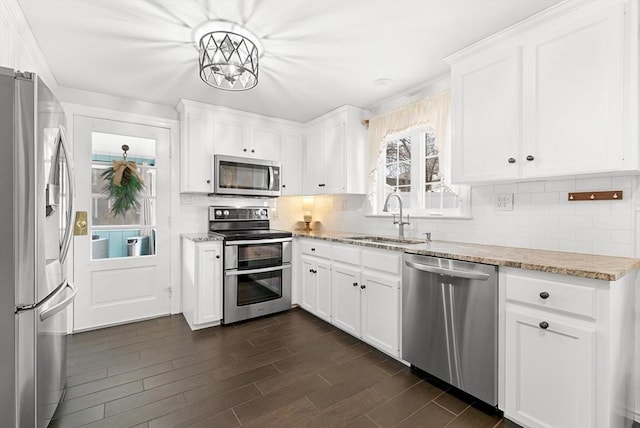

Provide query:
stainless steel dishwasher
left=402, top=253, right=498, bottom=406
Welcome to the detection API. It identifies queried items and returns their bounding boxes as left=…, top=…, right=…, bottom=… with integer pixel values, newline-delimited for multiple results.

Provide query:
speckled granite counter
left=293, top=231, right=640, bottom=281
left=181, top=233, right=224, bottom=242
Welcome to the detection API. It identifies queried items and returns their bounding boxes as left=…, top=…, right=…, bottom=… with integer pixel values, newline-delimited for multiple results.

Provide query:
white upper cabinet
left=177, top=100, right=303, bottom=193
left=280, top=133, right=303, bottom=195
left=450, top=48, right=522, bottom=182
left=447, top=0, right=638, bottom=184
left=303, top=105, right=369, bottom=195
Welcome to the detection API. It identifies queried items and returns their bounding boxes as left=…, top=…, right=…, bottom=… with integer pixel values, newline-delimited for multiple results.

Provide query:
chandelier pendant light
left=198, top=30, right=259, bottom=91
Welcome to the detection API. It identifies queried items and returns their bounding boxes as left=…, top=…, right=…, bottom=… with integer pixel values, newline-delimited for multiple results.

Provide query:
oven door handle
left=225, top=264, right=292, bottom=276
left=225, top=237, right=292, bottom=246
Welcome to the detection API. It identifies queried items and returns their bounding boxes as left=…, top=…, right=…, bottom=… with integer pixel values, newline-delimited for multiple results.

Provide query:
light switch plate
left=495, top=193, right=514, bottom=211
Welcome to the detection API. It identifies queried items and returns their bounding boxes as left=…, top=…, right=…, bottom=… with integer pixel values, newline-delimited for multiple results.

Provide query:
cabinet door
left=196, top=242, right=223, bottom=324
left=314, top=260, right=332, bottom=322
left=251, top=127, right=281, bottom=160
left=451, top=49, right=521, bottom=184
left=323, top=120, right=346, bottom=193
left=213, top=120, right=248, bottom=157
left=505, top=308, right=595, bottom=428
left=300, top=256, right=316, bottom=313
left=181, top=112, right=214, bottom=192
left=280, top=133, right=302, bottom=195
left=360, top=272, right=400, bottom=356
left=303, top=128, right=324, bottom=195
left=522, top=2, right=624, bottom=178
left=331, top=263, right=360, bottom=336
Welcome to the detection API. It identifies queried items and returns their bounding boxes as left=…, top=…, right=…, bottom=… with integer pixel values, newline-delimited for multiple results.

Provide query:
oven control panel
left=210, top=206, right=269, bottom=221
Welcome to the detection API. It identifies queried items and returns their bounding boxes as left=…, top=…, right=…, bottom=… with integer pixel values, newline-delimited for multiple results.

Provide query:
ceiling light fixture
left=193, top=20, right=262, bottom=91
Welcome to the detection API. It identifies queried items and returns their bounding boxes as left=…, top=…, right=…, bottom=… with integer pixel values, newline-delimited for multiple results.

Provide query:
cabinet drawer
left=299, top=239, right=331, bottom=258
left=506, top=273, right=596, bottom=318
left=362, top=249, right=401, bottom=276
left=332, top=244, right=360, bottom=265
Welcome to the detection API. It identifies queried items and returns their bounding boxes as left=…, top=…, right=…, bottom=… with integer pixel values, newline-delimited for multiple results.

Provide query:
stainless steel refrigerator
left=0, top=67, right=76, bottom=427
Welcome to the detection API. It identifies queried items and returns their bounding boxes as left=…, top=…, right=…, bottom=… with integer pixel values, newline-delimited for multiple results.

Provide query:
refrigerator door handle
left=40, top=282, right=77, bottom=321
left=58, top=125, right=75, bottom=265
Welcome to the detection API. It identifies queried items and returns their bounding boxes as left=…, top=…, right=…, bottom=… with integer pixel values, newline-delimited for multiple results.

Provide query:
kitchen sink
left=344, top=235, right=425, bottom=245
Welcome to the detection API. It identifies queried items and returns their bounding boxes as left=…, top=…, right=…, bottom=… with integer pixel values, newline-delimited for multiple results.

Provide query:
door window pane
left=91, top=132, right=157, bottom=259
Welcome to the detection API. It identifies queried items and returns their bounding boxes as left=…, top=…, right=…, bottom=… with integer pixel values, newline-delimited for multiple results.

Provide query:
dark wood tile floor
left=52, top=308, right=509, bottom=428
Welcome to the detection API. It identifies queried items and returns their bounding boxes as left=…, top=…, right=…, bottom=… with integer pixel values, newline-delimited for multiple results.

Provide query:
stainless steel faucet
left=383, top=193, right=410, bottom=238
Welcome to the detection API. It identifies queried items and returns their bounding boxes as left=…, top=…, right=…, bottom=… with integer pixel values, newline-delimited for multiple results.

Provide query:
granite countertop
left=181, top=233, right=224, bottom=242
left=293, top=231, right=640, bottom=281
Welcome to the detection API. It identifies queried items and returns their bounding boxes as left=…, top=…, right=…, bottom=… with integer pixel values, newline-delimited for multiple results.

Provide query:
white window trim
left=372, top=127, right=471, bottom=218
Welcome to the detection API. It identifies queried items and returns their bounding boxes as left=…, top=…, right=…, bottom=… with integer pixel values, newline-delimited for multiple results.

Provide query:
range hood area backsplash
left=180, top=175, right=638, bottom=259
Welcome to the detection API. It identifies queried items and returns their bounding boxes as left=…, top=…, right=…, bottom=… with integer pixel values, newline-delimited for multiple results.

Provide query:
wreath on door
left=101, top=144, right=145, bottom=217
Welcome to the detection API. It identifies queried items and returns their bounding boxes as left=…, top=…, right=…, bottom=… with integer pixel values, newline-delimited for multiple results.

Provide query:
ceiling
left=18, top=0, right=562, bottom=123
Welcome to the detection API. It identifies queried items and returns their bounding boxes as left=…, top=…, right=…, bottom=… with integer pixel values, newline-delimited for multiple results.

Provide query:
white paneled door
left=73, top=116, right=171, bottom=331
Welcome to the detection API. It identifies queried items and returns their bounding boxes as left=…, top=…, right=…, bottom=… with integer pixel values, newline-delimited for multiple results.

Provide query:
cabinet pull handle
left=318, top=184, right=326, bottom=187
left=507, top=157, right=516, bottom=164
left=539, top=321, right=549, bottom=329
left=206, top=179, right=211, bottom=184
left=539, top=291, right=549, bottom=299
left=526, top=155, right=535, bottom=161
left=360, top=284, right=366, bottom=289
left=352, top=282, right=358, bottom=287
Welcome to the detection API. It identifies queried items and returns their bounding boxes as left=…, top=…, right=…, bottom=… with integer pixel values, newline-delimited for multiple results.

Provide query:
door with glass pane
left=73, top=116, right=171, bottom=331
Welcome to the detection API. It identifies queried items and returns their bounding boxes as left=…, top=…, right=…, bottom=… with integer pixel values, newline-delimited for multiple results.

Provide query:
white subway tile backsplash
left=611, top=230, right=633, bottom=244
left=544, top=179, right=576, bottom=192
left=516, top=181, right=546, bottom=194
left=558, top=240, right=593, bottom=254
left=575, top=177, right=612, bottom=191
left=594, top=242, right=633, bottom=257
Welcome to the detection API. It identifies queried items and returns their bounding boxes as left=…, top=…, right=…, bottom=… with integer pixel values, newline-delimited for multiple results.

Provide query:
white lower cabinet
left=360, top=271, right=400, bottom=356
left=505, top=308, right=595, bottom=428
left=501, top=267, right=636, bottom=428
left=181, top=239, right=223, bottom=330
left=297, top=239, right=401, bottom=358
left=331, top=263, right=360, bottom=336
left=301, top=255, right=332, bottom=323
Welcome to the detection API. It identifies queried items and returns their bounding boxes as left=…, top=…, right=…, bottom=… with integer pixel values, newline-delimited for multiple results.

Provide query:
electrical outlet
left=495, top=193, right=514, bottom=211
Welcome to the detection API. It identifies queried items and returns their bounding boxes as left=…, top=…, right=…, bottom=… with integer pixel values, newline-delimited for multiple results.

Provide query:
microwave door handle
left=268, top=166, right=274, bottom=190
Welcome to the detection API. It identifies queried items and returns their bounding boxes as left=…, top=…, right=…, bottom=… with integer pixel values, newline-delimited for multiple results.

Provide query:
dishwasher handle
left=405, top=261, right=491, bottom=281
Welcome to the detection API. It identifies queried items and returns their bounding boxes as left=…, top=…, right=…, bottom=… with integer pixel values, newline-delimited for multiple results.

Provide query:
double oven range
left=209, top=206, right=292, bottom=324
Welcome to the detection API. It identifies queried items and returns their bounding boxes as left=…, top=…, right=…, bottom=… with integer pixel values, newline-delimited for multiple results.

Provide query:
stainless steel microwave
left=213, top=154, right=281, bottom=197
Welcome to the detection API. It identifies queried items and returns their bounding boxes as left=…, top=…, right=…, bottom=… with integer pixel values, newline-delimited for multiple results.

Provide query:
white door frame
left=63, top=103, right=181, bottom=332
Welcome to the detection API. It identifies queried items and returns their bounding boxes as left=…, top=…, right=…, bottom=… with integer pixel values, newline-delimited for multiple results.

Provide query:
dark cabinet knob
left=352, top=282, right=358, bottom=287
left=318, top=184, right=326, bottom=187
left=311, top=248, right=315, bottom=252
left=282, top=184, right=286, bottom=188
left=206, top=179, right=211, bottom=184
left=215, top=255, right=220, bottom=259
left=539, top=291, right=550, bottom=299
left=243, top=148, right=248, bottom=152
left=526, top=155, right=535, bottom=161
left=251, top=149, right=255, bottom=153
left=539, top=321, right=549, bottom=330
left=360, top=285, right=366, bottom=289
left=507, top=158, right=516, bottom=164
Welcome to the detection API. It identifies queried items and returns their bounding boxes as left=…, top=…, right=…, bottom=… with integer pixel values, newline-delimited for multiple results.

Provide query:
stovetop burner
left=208, top=206, right=292, bottom=242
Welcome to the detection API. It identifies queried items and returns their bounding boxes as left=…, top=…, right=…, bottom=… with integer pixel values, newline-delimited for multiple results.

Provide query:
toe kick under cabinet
left=500, top=267, right=636, bottom=428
